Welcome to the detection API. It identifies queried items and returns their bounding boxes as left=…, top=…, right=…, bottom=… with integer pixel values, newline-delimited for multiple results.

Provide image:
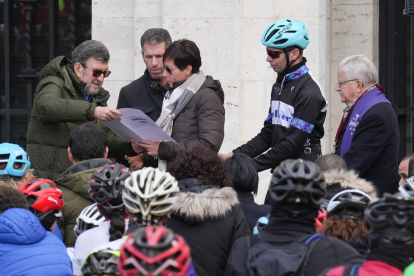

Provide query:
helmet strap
left=282, top=48, right=299, bottom=75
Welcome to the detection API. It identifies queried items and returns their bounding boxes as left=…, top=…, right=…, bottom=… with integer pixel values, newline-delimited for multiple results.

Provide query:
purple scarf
left=340, top=87, right=391, bottom=157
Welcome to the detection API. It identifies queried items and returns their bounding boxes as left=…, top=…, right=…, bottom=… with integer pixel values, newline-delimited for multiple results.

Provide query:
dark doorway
left=379, top=0, right=414, bottom=160
left=0, top=0, right=92, bottom=148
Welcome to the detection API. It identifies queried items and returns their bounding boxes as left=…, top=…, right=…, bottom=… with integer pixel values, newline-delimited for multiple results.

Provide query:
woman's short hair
left=163, top=39, right=202, bottom=73
left=167, top=147, right=232, bottom=187
left=225, top=153, right=259, bottom=195
left=339, top=55, right=378, bottom=85
left=0, top=185, right=28, bottom=214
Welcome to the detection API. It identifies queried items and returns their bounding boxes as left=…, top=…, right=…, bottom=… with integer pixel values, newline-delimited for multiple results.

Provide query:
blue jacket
left=0, top=208, right=72, bottom=276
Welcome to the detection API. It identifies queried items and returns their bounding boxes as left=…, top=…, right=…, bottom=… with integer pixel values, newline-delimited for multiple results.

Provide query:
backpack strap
left=299, top=234, right=324, bottom=276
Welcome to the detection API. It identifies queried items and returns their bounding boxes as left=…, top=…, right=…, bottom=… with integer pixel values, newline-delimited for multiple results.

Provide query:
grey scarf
left=156, top=71, right=206, bottom=170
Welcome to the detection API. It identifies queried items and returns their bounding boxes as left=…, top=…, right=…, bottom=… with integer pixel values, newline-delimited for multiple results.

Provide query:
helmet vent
left=277, top=25, right=285, bottom=27
left=273, top=39, right=288, bottom=45
left=0, top=154, right=10, bottom=160
left=263, top=24, right=275, bottom=39
left=266, top=29, right=278, bottom=42
left=16, top=155, right=23, bottom=160
left=304, top=36, right=309, bottom=40
left=285, top=30, right=296, bottom=33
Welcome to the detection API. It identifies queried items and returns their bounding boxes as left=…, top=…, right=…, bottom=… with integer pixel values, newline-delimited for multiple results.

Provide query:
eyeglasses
left=163, top=65, right=179, bottom=75
left=337, top=79, right=358, bottom=87
left=82, top=65, right=111, bottom=78
left=266, top=48, right=283, bottom=59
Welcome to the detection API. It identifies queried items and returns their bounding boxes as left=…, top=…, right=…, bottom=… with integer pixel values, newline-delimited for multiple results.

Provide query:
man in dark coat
left=332, top=55, right=399, bottom=196
left=116, top=28, right=172, bottom=121
left=27, top=40, right=133, bottom=181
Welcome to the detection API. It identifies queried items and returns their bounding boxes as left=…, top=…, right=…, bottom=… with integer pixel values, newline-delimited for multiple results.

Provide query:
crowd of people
left=0, top=17, right=413, bottom=276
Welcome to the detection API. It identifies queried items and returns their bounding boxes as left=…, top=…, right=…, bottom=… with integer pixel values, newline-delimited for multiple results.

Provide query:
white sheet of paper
left=101, top=108, right=177, bottom=143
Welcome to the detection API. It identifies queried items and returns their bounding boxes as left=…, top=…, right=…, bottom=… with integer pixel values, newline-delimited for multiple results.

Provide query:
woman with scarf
left=332, top=55, right=399, bottom=197
left=129, top=39, right=225, bottom=170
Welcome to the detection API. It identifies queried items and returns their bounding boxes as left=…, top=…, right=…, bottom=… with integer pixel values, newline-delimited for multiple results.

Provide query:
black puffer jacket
left=158, top=76, right=225, bottom=162
left=237, top=191, right=270, bottom=233
left=167, top=178, right=251, bottom=276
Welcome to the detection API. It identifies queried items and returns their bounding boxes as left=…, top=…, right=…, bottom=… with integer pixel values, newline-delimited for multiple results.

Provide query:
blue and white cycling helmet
left=262, top=19, right=310, bottom=49
left=253, top=214, right=270, bottom=235
left=0, top=143, right=31, bottom=179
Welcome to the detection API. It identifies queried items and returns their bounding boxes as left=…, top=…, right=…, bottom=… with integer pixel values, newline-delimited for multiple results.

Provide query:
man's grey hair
left=72, top=40, right=110, bottom=65
left=339, top=55, right=378, bottom=85
left=140, top=28, right=172, bottom=50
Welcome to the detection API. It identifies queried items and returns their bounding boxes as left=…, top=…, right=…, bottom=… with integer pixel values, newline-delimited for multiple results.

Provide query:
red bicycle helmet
left=118, top=226, right=191, bottom=276
left=18, top=178, right=64, bottom=213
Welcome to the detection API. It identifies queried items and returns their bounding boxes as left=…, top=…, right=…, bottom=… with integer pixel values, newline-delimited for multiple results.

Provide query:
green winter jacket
left=56, top=158, right=112, bottom=247
left=26, top=56, right=132, bottom=181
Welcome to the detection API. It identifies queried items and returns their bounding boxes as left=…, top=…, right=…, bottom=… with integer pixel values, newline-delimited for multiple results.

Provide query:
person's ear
left=103, top=147, right=109, bottom=159
left=68, top=147, right=76, bottom=163
left=74, top=62, right=83, bottom=79
left=185, top=65, right=192, bottom=76
left=291, top=48, right=299, bottom=60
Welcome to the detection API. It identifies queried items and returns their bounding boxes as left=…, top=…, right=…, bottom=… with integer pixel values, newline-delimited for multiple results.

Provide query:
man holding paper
left=130, top=39, right=225, bottom=170
left=27, top=40, right=133, bottom=180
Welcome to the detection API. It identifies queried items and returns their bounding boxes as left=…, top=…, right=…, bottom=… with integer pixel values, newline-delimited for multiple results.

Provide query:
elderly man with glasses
left=27, top=40, right=134, bottom=181
left=332, top=55, right=399, bottom=196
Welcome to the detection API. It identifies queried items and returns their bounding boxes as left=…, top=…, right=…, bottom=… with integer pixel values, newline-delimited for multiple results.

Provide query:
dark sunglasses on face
left=266, top=48, right=283, bottom=59
left=82, top=65, right=111, bottom=78
left=163, top=65, right=179, bottom=75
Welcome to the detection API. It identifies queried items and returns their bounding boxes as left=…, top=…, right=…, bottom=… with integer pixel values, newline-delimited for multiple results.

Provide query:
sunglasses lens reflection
left=266, top=49, right=281, bottom=59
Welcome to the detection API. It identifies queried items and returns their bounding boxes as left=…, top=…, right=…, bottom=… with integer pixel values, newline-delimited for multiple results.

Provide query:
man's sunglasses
left=266, top=48, right=283, bottom=59
left=163, top=65, right=179, bottom=75
left=83, top=65, right=111, bottom=78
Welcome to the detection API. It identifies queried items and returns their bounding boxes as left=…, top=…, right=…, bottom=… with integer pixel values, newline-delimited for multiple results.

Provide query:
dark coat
left=237, top=191, right=270, bottom=233
left=167, top=178, right=251, bottom=276
left=116, top=69, right=167, bottom=122
left=158, top=76, right=225, bottom=162
left=27, top=56, right=132, bottom=180
left=226, top=216, right=365, bottom=276
left=334, top=103, right=399, bottom=196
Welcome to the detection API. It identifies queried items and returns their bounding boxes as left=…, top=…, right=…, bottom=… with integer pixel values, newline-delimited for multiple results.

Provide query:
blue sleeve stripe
left=290, top=116, right=314, bottom=133
left=265, top=113, right=272, bottom=122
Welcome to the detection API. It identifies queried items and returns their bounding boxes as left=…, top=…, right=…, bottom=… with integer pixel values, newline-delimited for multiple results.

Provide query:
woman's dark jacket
left=167, top=178, right=251, bottom=276
left=158, top=76, right=225, bottom=161
left=237, top=191, right=270, bottom=233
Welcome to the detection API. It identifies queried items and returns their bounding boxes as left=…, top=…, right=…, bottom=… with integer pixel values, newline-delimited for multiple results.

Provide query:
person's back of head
left=118, top=226, right=194, bottom=276
left=123, top=167, right=179, bottom=231
left=269, top=159, right=326, bottom=209
left=0, top=142, right=34, bottom=188
left=365, top=194, right=414, bottom=264
left=0, top=185, right=28, bottom=214
left=315, top=154, right=348, bottom=173
left=68, top=122, right=108, bottom=163
left=225, top=153, right=259, bottom=195
left=17, top=178, right=64, bottom=232
left=89, top=163, right=130, bottom=241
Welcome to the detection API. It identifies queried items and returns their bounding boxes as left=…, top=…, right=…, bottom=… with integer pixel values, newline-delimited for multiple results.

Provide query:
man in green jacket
left=56, top=122, right=112, bottom=247
left=27, top=40, right=132, bottom=181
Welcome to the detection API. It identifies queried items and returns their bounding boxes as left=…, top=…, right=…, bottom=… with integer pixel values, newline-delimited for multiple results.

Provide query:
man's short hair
left=315, top=154, right=348, bottom=172
left=72, top=40, right=110, bottom=65
left=0, top=185, right=28, bottom=214
left=140, top=28, right=172, bottom=50
left=69, top=123, right=107, bottom=162
left=339, top=55, right=378, bottom=86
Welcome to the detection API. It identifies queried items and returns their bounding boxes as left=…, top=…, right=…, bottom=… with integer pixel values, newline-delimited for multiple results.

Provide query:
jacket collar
left=276, top=57, right=307, bottom=83
left=57, top=158, right=112, bottom=179
left=144, top=69, right=167, bottom=96
left=171, top=185, right=239, bottom=223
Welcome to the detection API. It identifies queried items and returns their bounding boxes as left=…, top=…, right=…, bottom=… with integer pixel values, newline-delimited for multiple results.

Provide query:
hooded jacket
left=158, top=76, right=225, bottom=161
left=27, top=56, right=132, bottom=181
left=0, top=208, right=72, bottom=276
left=323, top=169, right=377, bottom=200
left=56, top=158, right=112, bottom=247
left=167, top=178, right=251, bottom=276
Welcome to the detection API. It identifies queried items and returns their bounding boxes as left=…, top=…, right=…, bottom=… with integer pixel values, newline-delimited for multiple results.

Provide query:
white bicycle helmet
left=399, top=176, right=414, bottom=197
left=327, top=189, right=372, bottom=220
left=123, top=167, right=179, bottom=225
left=74, top=203, right=105, bottom=237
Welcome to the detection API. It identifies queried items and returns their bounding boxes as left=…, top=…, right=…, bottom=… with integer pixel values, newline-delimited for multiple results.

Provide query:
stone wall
left=92, top=0, right=379, bottom=203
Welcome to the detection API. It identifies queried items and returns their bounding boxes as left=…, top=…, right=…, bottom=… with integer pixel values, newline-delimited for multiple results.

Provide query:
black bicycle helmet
left=89, top=164, right=130, bottom=212
left=82, top=249, right=120, bottom=276
left=365, top=194, right=414, bottom=256
left=269, top=159, right=326, bottom=208
left=327, top=189, right=373, bottom=220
